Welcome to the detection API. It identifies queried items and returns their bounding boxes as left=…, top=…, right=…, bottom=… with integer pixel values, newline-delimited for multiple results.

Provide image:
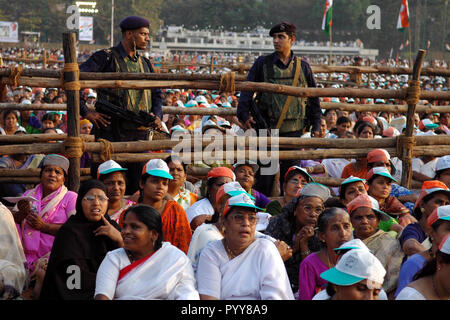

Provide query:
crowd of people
left=0, top=41, right=450, bottom=300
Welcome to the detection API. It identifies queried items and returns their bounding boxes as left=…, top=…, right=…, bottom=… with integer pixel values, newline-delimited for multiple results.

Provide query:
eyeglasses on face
left=300, top=205, right=324, bottom=215
left=288, top=178, right=308, bottom=186
left=229, top=213, right=259, bottom=225
left=83, top=195, right=109, bottom=202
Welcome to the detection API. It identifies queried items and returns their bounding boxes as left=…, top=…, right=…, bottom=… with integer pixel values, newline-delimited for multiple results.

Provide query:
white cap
left=175, top=100, right=185, bottom=108
left=299, top=182, right=331, bottom=202
left=218, top=119, right=231, bottom=128
left=170, top=125, right=189, bottom=134
left=185, top=100, right=198, bottom=108
left=333, top=239, right=370, bottom=252
left=21, top=99, right=32, bottom=105
left=223, top=193, right=262, bottom=216
left=97, top=159, right=127, bottom=179
left=216, top=181, right=255, bottom=204
left=439, top=234, right=450, bottom=255
left=88, top=92, right=97, bottom=98
left=436, top=155, right=450, bottom=172
left=232, top=160, right=259, bottom=174
left=195, top=95, right=208, bottom=104
left=320, top=249, right=386, bottom=289
left=141, top=159, right=173, bottom=180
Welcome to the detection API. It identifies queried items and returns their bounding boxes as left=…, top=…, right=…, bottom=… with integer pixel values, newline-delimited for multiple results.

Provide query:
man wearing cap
left=237, top=22, right=322, bottom=196
left=79, top=16, right=163, bottom=194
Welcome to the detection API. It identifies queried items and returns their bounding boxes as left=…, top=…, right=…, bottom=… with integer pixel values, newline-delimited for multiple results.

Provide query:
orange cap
left=367, top=149, right=390, bottom=163
left=413, top=180, right=450, bottom=210
left=207, top=166, right=235, bottom=181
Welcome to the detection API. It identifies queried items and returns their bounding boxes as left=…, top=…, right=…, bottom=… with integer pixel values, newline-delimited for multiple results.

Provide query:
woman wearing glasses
left=265, top=182, right=331, bottom=297
left=196, top=193, right=294, bottom=300
left=39, top=179, right=122, bottom=300
left=266, top=166, right=314, bottom=217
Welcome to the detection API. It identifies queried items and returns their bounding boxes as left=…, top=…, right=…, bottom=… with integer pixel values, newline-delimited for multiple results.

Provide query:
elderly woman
left=138, top=159, right=192, bottom=254
left=265, top=182, right=331, bottom=295
left=97, top=160, right=135, bottom=225
left=396, top=235, right=450, bottom=300
left=399, top=180, right=450, bottom=259
left=164, top=155, right=198, bottom=212
left=39, top=179, right=123, bottom=300
left=233, top=162, right=270, bottom=209
left=266, top=166, right=314, bottom=217
left=188, top=181, right=252, bottom=274
left=346, top=194, right=405, bottom=297
left=196, top=193, right=294, bottom=300
left=298, top=207, right=353, bottom=300
left=12, top=154, right=77, bottom=273
left=395, top=205, right=450, bottom=297
left=188, top=182, right=290, bottom=275
left=95, top=204, right=199, bottom=300
left=317, top=249, right=386, bottom=300
left=186, top=166, right=235, bottom=231
left=0, top=202, right=27, bottom=299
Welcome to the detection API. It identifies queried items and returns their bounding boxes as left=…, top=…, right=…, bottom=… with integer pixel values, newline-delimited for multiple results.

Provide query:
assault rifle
left=95, top=99, right=156, bottom=127
left=249, top=96, right=271, bottom=135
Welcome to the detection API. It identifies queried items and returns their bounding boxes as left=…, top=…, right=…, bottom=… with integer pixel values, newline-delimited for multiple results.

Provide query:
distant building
left=151, top=26, right=378, bottom=60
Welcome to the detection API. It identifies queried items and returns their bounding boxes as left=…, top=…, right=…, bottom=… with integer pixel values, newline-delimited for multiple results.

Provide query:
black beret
left=119, top=16, right=150, bottom=32
left=269, top=22, right=296, bottom=36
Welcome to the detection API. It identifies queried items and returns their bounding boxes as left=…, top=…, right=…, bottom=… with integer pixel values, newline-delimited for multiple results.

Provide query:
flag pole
left=329, top=22, right=333, bottom=66
left=408, top=25, right=412, bottom=67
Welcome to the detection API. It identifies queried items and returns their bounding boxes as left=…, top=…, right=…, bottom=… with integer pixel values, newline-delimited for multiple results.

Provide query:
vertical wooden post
left=400, top=50, right=426, bottom=189
left=63, top=32, right=81, bottom=192
left=43, top=50, right=47, bottom=70
left=210, top=55, right=214, bottom=74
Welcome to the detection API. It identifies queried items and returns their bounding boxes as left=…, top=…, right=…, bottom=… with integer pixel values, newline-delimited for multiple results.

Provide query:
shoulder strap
left=275, top=57, right=301, bottom=130
left=110, top=47, right=128, bottom=72
left=264, top=53, right=275, bottom=81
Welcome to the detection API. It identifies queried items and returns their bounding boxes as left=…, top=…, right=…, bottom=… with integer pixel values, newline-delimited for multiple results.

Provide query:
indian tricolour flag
left=322, top=0, right=333, bottom=36
left=397, top=0, right=410, bottom=31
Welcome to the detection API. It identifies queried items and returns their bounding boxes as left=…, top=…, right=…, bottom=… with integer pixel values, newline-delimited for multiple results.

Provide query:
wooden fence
left=1, top=33, right=450, bottom=193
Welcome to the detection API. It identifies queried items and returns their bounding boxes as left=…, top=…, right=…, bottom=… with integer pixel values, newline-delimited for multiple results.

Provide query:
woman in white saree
left=196, top=193, right=294, bottom=300
left=94, top=204, right=199, bottom=300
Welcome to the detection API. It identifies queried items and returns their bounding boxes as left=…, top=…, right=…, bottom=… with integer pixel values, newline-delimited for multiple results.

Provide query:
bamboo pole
left=37, top=79, right=447, bottom=101
left=3, top=102, right=450, bottom=116
left=0, top=168, right=90, bottom=177
left=62, top=32, right=81, bottom=192
left=0, top=103, right=66, bottom=111
left=0, top=176, right=91, bottom=184
left=88, top=145, right=450, bottom=164
left=0, top=134, right=94, bottom=144
left=2, top=60, right=449, bottom=78
left=2, top=135, right=450, bottom=156
left=401, top=50, right=426, bottom=188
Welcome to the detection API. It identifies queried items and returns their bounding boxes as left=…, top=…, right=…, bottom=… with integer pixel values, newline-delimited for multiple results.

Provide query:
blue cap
left=119, top=16, right=150, bottom=31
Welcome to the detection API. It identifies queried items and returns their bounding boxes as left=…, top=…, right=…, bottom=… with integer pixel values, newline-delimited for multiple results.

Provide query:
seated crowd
left=0, top=78, right=450, bottom=301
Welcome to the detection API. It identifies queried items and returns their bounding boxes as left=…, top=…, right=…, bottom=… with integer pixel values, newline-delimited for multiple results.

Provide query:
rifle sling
left=275, top=57, right=301, bottom=130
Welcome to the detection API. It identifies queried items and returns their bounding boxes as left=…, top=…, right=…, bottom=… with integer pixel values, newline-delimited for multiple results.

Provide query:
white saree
left=95, top=242, right=199, bottom=300
left=196, top=238, right=294, bottom=300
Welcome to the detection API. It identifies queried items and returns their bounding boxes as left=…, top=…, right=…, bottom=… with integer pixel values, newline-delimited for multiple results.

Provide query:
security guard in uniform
left=79, top=16, right=163, bottom=194
left=237, top=22, right=322, bottom=196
